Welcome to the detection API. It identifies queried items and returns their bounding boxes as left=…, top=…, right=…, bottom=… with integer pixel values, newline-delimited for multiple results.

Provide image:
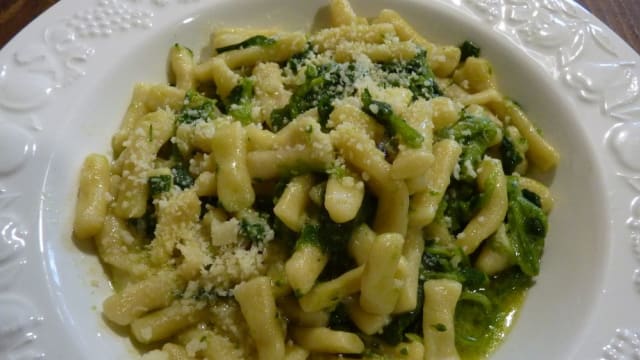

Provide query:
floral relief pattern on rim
left=0, top=0, right=637, bottom=358
left=462, top=0, right=640, bottom=357
left=0, top=190, right=42, bottom=359
left=0, top=1, right=203, bottom=358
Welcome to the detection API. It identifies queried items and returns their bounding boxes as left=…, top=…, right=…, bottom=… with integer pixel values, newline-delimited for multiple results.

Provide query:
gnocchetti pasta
left=73, top=0, right=559, bottom=359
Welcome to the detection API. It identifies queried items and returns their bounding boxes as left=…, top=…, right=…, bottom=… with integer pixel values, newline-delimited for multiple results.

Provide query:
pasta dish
left=73, top=0, right=558, bottom=358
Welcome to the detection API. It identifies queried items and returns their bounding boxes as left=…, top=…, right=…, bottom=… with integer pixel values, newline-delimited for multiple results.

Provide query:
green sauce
left=455, top=268, right=533, bottom=359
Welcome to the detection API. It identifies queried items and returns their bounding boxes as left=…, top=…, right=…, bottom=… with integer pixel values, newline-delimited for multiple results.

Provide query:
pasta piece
left=409, top=139, right=462, bottom=227
left=131, top=300, right=208, bottom=344
left=111, top=84, right=185, bottom=156
left=334, top=41, right=418, bottom=63
left=331, top=122, right=409, bottom=235
left=170, top=44, right=196, bottom=90
left=392, top=99, right=435, bottom=180
left=215, top=32, right=306, bottom=69
left=475, top=224, right=513, bottom=275
left=162, top=343, right=194, bottom=360
left=518, top=176, right=554, bottom=213
left=456, top=158, right=508, bottom=254
left=234, top=276, right=286, bottom=360
left=114, top=109, right=174, bottom=218
left=95, top=214, right=150, bottom=283
left=285, top=238, right=328, bottom=295
left=311, top=23, right=396, bottom=51
left=285, top=343, right=310, bottom=360
left=194, top=171, right=217, bottom=197
left=290, top=327, right=364, bottom=354
left=327, top=103, right=385, bottom=143
left=211, top=121, right=255, bottom=212
left=373, top=181, right=410, bottom=236
left=348, top=224, right=376, bottom=266
left=324, top=173, right=365, bottom=223
left=430, top=96, right=461, bottom=131
left=372, top=9, right=434, bottom=51
left=203, top=57, right=240, bottom=98
left=279, top=296, right=329, bottom=327
left=429, top=45, right=461, bottom=78
left=328, top=0, right=367, bottom=26
left=248, top=111, right=334, bottom=180
left=422, top=279, right=462, bottom=360
left=253, top=62, right=292, bottom=124
left=74, top=154, right=111, bottom=241
left=176, top=328, right=246, bottom=360
left=453, top=57, right=496, bottom=93
left=298, top=266, right=364, bottom=312
left=394, top=227, right=425, bottom=313
left=274, top=175, right=314, bottom=232
left=210, top=27, right=281, bottom=50
left=489, top=99, right=559, bottom=170
left=103, top=271, right=181, bottom=326
left=345, top=297, right=390, bottom=335
left=459, top=88, right=502, bottom=106
left=372, top=9, right=460, bottom=76
left=360, top=233, right=404, bottom=315
left=246, top=124, right=277, bottom=151
left=149, top=189, right=201, bottom=265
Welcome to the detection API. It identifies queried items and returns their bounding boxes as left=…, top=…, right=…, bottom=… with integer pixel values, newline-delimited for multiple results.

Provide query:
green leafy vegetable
left=378, top=49, right=441, bottom=100
left=177, top=90, right=220, bottom=125
left=271, top=62, right=360, bottom=131
left=226, top=77, right=255, bottom=124
left=238, top=209, right=274, bottom=243
left=504, top=177, right=548, bottom=276
left=295, top=223, right=321, bottom=249
left=215, top=35, right=276, bottom=54
left=361, top=89, right=424, bottom=148
left=436, top=113, right=501, bottom=182
left=459, top=40, right=481, bottom=62
left=148, top=175, right=172, bottom=196
left=500, top=134, right=523, bottom=175
left=171, top=163, right=194, bottom=189
left=455, top=268, right=533, bottom=357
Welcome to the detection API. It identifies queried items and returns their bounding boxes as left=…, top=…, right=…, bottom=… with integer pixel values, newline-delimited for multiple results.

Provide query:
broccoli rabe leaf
left=436, top=113, right=501, bottom=182
left=378, top=49, right=442, bottom=100
left=361, top=89, right=424, bottom=148
left=521, top=189, right=542, bottom=208
left=295, top=223, right=321, bottom=249
left=128, top=203, right=157, bottom=241
left=380, top=276, right=424, bottom=345
left=271, top=62, right=360, bottom=131
left=226, top=77, right=255, bottom=125
left=420, top=241, right=489, bottom=290
left=215, top=35, right=276, bottom=54
left=504, top=176, right=547, bottom=276
left=455, top=268, right=532, bottom=356
left=238, top=209, right=275, bottom=243
left=439, top=179, right=482, bottom=235
left=285, top=42, right=315, bottom=73
left=148, top=175, right=172, bottom=196
left=177, top=90, right=220, bottom=125
left=327, top=303, right=358, bottom=333
left=459, top=40, right=481, bottom=62
left=317, top=194, right=376, bottom=280
left=500, top=133, right=523, bottom=175
left=171, top=163, right=194, bottom=189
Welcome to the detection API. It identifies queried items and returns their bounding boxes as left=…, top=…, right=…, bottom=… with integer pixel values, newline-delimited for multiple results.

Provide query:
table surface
left=0, top=0, right=639, bottom=52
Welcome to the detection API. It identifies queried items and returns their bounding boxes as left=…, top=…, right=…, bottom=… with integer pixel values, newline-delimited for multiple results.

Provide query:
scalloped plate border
left=0, top=0, right=639, bottom=358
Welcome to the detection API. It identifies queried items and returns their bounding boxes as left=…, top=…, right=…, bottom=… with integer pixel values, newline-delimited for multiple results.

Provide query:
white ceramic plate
left=1, top=0, right=639, bottom=359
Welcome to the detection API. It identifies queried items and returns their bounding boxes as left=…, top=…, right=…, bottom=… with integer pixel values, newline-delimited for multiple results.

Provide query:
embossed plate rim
left=0, top=0, right=638, bottom=359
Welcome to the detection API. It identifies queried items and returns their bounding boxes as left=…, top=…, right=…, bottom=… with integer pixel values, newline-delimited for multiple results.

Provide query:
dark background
left=1, top=0, right=638, bottom=52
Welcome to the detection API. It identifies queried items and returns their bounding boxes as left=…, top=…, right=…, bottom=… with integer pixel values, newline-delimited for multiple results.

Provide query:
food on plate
left=73, top=0, right=558, bottom=358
